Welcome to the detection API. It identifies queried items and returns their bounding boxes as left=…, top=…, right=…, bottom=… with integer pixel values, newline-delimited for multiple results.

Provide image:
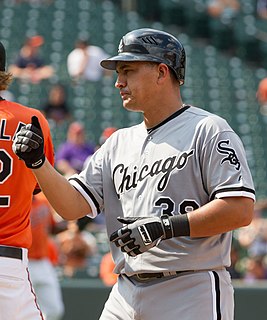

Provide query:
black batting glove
left=12, top=116, right=45, bottom=169
left=110, top=215, right=174, bottom=257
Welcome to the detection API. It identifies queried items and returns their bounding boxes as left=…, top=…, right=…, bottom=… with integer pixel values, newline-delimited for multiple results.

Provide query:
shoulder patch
left=216, top=139, right=240, bottom=170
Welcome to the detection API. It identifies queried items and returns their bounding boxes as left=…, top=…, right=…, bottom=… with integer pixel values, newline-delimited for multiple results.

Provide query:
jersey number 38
left=155, top=197, right=199, bottom=215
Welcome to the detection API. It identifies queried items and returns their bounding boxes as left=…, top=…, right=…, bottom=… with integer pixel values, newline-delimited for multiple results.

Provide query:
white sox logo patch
left=217, top=140, right=240, bottom=170
left=113, top=150, right=194, bottom=198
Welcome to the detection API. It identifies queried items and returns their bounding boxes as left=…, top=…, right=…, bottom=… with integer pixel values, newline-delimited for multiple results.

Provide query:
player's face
left=115, top=61, right=159, bottom=112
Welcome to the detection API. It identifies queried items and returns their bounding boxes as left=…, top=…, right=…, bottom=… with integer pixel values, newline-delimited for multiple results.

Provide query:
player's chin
left=124, top=105, right=141, bottom=112
left=122, top=96, right=130, bottom=105
left=123, top=99, right=140, bottom=112
left=123, top=100, right=133, bottom=110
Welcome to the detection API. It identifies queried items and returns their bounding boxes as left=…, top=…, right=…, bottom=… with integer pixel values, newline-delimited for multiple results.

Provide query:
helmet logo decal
left=139, top=36, right=158, bottom=45
left=118, top=39, right=124, bottom=53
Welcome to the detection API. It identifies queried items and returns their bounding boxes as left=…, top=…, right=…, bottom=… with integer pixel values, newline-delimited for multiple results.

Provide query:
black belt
left=126, top=270, right=193, bottom=281
left=0, top=246, right=22, bottom=260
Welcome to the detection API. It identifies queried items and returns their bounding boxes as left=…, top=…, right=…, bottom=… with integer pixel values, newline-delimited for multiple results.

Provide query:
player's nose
left=115, top=75, right=126, bottom=89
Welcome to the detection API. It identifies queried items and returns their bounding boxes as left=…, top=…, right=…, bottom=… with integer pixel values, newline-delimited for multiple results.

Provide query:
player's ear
left=157, top=63, right=168, bottom=82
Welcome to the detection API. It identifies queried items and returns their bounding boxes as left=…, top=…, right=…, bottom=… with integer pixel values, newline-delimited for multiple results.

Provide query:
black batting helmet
left=0, top=41, right=6, bottom=71
left=100, top=28, right=186, bottom=85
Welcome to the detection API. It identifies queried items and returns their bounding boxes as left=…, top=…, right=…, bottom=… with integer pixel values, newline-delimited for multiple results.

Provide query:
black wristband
left=169, top=214, right=190, bottom=237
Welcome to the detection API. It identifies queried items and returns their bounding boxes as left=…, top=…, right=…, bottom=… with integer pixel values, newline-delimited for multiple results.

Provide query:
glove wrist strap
left=26, top=155, right=45, bottom=169
left=161, top=215, right=173, bottom=239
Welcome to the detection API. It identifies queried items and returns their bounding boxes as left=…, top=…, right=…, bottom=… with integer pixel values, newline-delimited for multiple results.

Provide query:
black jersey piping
left=147, top=105, right=190, bottom=134
left=210, top=186, right=255, bottom=201
left=212, top=271, right=222, bottom=320
left=69, top=177, right=101, bottom=214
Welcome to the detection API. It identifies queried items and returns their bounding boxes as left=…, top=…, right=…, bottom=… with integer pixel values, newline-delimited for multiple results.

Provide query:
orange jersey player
left=0, top=40, right=54, bottom=320
left=0, top=100, right=54, bottom=248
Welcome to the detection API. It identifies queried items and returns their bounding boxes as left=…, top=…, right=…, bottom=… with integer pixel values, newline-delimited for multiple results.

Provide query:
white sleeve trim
left=215, top=190, right=255, bottom=201
left=69, top=178, right=98, bottom=219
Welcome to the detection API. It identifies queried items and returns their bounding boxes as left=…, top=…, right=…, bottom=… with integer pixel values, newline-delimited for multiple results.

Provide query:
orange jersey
left=0, top=99, right=54, bottom=248
left=28, top=193, right=56, bottom=260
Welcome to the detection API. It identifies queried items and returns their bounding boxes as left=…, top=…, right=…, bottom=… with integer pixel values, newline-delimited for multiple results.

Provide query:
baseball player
left=12, top=28, right=255, bottom=320
left=0, top=40, right=54, bottom=320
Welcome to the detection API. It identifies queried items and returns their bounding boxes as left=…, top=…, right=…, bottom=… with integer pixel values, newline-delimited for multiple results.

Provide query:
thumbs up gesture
left=12, top=116, right=45, bottom=169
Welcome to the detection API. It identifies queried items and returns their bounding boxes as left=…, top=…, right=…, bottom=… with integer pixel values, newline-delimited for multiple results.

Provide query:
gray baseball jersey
left=69, top=105, right=255, bottom=275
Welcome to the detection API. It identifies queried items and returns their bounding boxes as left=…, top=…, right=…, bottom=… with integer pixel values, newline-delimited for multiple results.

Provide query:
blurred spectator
left=28, top=193, right=65, bottom=320
left=233, top=199, right=267, bottom=282
left=67, top=38, right=112, bottom=82
left=56, top=221, right=97, bottom=278
left=9, top=35, right=54, bottom=84
left=257, top=78, right=267, bottom=115
left=206, top=0, right=240, bottom=51
left=100, top=251, right=118, bottom=286
left=227, top=241, right=242, bottom=279
left=257, top=0, right=267, bottom=20
left=82, top=126, right=118, bottom=229
left=243, top=256, right=267, bottom=282
left=55, top=121, right=95, bottom=176
left=98, top=126, right=118, bottom=147
left=83, top=126, right=118, bottom=169
left=207, top=0, right=240, bottom=22
left=42, top=83, right=72, bottom=125
left=235, top=201, right=267, bottom=258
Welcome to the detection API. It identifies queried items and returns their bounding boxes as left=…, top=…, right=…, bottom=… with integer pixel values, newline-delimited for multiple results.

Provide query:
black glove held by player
left=110, top=215, right=175, bottom=257
left=12, top=116, right=45, bottom=169
left=110, top=214, right=190, bottom=257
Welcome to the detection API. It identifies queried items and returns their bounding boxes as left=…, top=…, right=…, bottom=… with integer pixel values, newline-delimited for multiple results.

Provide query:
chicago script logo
left=217, top=140, right=240, bottom=170
left=113, top=150, right=194, bottom=198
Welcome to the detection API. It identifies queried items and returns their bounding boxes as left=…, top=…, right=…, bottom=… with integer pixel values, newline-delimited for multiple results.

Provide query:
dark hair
left=0, top=71, right=13, bottom=90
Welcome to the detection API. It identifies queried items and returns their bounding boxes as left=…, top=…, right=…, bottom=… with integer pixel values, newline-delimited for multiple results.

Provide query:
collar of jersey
left=147, top=105, right=190, bottom=134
